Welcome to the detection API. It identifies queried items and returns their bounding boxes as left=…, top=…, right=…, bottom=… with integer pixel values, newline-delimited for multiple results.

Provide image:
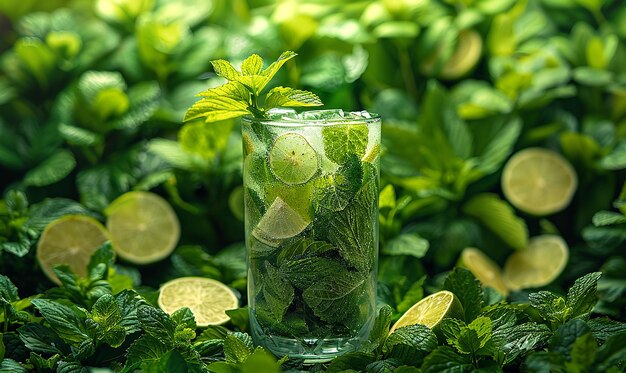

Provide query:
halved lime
left=158, top=277, right=238, bottom=326
left=105, top=191, right=180, bottom=264
left=502, top=148, right=578, bottom=216
left=503, top=235, right=569, bottom=291
left=36, top=215, right=110, bottom=284
left=269, top=133, right=319, bottom=185
left=460, top=247, right=509, bottom=296
left=440, top=29, right=483, bottom=80
left=390, top=290, right=464, bottom=334
left=252, top=197, right=309, bottom=247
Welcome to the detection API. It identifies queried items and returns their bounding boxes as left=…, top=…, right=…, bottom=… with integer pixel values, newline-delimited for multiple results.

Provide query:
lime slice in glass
left=105, top=191, right=180, bottom=264
left=158, top=277, right=238, bottom=326
left=269, top=133, right=319, bottom=185
left=390, top=290, right=464, bottom=334
left=252, top=197, right=309, bottom=247
left=460, top=247, right=509, bottom=296
left=36, top=215, right=110, bottom=284
left=501, top=147, right=577, bottom=216
left=503, top=235, right=569, bottom=291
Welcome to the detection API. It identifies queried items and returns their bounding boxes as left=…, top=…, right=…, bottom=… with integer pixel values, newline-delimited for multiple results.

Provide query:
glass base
left=250, top=315, right=373, bottom=364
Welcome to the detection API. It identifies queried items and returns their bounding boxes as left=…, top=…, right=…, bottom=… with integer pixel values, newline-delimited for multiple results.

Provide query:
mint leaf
left=594, top=332, right=626, bottom=371
left=325, top=175, right=377, bottom=272
left=361, top=305, right=393, bottom=353
left=365, top=358, right=402, bottom=372
left=443, top=268, right=482, bottom=321
left=313, top=154, right=363, bottom=212
left=458, top=317, right=493, bottom=355
left=566, top=272, right=601, bottom=319
left=225, top=307, right=249, bottom=332
left=383, top=324, right=438, bottom=364
left=261, top=261, right=294, bottom=321
left=18, top=324, right=69, bottom=355
left=0, top=275, right=19, bottom=302
left=275, top=238, right=335, bottom=265
left=91, top=294, right=125, bottom=348
left=264, top=87, right=323, bottom=108
left=87, top=242, right=114, bottom=282
left=183, top=97, right=251, bottom=123
left=22, top=150, right=76, bottom=187
left=463, top=193, right=528, bottom=250
left=241, top=54, right=263, bottom=76
left=30, top=299, right=89, bottom=345
left=382, top=232, right=429, bottom=258
left=551, top=319, right=591, bottom=355
left=223, top=333, right=253, bottom=364
left=279, top=257, right=347, bottom=289
left=260, top=51, right=297, bottom=84
left=492, top=322, right=551, bottom=364
left=171, top=307, right=196, bottom=330
left=302, top=269, right=367, bottom=327
left=125, top=334, right=170, bottom=370
left=326, top=352, right=376, bottom=373
left=197, top=81, right=250, bottom=101
left=137, top=306, right=176, bottom=343
left=529, top=291, right=570, bottom=327
left=587, top=317, right=626, bottom=343
left=570, top=333, right=598, bottom=369
left=238, top=348, right=283, bottom=373
left=524, top=351, right=566, bottom=372
left=421, top=346, right=473, bottom=373
left=322, top=123, right=368, bottom=164
left=211, top=60, right=241, bottom=81
left=115, top=290, right=147, bottom=334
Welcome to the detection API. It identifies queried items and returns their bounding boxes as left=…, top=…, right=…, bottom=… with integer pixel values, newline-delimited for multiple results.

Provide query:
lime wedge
left=502, top=148, right=578, bottom=216
left=503, top=235, right=569, bottom=291
left=440, top=29, right=483, bottom=80
left=269, top=133, right=319, bottom=185
left=36, top=215, right=110, bottom=284
left=460, top=247, right=509, bottom=296
left=158, top=277, right=238, bottom=326
left=265, top=181, right=315, bottom=220
left=390, top=290, right=464, bottom=334
left=105, top=191, right=180, bottom=264
left=252, top=197, right=309, bottom=247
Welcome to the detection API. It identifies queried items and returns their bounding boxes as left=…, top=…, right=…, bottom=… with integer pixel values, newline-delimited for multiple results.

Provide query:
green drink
left=243, top=109, right=381, bottom=362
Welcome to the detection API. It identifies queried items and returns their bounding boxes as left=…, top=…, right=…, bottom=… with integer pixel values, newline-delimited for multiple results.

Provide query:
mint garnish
left=184, top=51, right=322, bottom=123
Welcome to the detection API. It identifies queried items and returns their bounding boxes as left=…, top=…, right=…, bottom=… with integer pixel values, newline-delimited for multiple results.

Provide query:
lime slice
left=105, top=191, right=180, bottom=264
left=503, top=235, right=569, bottom=291
left=252, top=197, right=309, bottom=247
left=269, top=133, right=319, bottom=185
left=440, top=29, right=483, bottom=80
left=36, top=215, right=110, bottom=284
left=502, top=147, right=578, bottom=216
left=390, top=290, right=464, bottom=334
left=158, top=277, right=238, bottom=326
left=460, top=248, right=509, bottom=296
left=265, top=181, right=315, bottom=220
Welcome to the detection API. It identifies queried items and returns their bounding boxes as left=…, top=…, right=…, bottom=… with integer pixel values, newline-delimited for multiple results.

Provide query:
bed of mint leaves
left=3, top=243, right=624, bottom=372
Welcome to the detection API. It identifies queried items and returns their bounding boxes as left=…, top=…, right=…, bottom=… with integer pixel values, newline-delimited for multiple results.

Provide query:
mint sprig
left=184, top=51, right=323, bottom=123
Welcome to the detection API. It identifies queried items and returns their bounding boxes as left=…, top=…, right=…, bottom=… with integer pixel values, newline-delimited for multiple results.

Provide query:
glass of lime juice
left=242, top=109, right=381, bottom=362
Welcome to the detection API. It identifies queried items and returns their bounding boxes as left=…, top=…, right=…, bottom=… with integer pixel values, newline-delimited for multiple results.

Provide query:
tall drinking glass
left=242, top=110, right=381, bottom=362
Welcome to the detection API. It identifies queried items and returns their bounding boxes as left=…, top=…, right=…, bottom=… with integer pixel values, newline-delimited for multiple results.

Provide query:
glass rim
left=241, top=112, right=381, bottom=127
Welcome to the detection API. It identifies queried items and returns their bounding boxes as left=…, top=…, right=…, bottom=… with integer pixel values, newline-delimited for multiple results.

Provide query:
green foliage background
left=1, top=0, right=626, bottom=371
